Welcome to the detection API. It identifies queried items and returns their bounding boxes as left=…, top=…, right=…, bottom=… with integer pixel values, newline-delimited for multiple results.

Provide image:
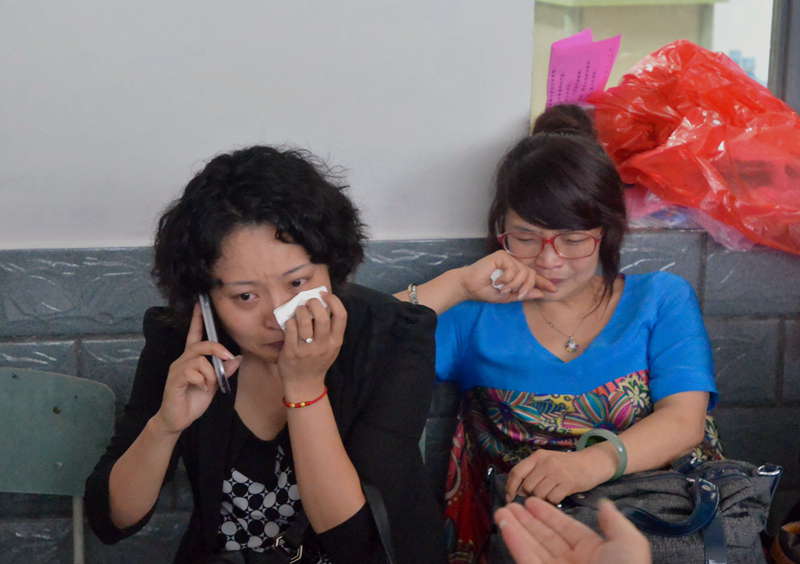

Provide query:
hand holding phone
left=198, top=294, right=231, bottom=394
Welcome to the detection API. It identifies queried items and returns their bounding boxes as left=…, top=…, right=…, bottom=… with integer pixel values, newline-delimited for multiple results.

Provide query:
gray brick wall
left=1, top=231, right=798, bottom=562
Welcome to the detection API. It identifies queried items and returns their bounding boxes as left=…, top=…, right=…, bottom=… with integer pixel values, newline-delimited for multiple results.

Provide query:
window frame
left=770, top=0, right=800, bottom=111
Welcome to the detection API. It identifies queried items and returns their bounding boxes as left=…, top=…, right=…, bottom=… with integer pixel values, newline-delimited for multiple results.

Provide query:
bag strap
left=269, top=511, right=308, bottom=564
left=363, top=483, right=397, bottom=564
left=620, top=477, right=720, bottom=537
left=621, top=477, right=726, bottom=564
left=270, top=483, right=399, bottom=564
left=703, top=513, right=728, bottom=564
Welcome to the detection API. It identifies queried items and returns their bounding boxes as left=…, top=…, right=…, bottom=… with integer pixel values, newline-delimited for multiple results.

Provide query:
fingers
left=306, top=296, right=331, bottom=338
left=294, top=300, right=315, bottom=342
left=490, top=253, right=528, bottom=294
left=282, top=293, right=345, bottom=351
left=494, top=506, right=546, bottom=564
left=222, top=355, right=243, bottom=378
left=493, top=251, right=557, bottom=296
left=469, top=251, right=559, bottom=303
left=520, top=469, right=569, bottom=504
left=507, top=501, right=571, bottom=558
left=177, top=340, right=233, bottom=393
left=326, top=294, right=347, bottom=344
left=506, top=457, right=536, bottom=502
left=508, top=452, right=565, bottom=502
left=283, top=315, right=299, bottom=354
left=536, top=275, right=558, bottom=294
left=597, top=498, right=646, bottom=546
left=517, top=273, right=545, bottom=301
left=185, top=340, right=235, bottom=363
left=183, top=357, right=216, bottom=393
left=545, top=484, right=569, bottom=505
left=524, top=496, right=599, bottom=548
left=185, top=301, right=234, bottom=365
left=289, top=296, right=338, bottom=344
left=186, top=302, right=204, bottom=347
left=503, top=265, right=531, bottom=297
left=528, top=476, right=557, bottom=501
left=491, top=252, right=553, bottom=301
left=184, top=373, right=207, bottom=393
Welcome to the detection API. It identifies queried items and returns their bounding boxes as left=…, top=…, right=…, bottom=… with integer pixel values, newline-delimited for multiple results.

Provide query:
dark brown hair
left=152, top=145, right=367, bottom=322
left=487, top=104, right=627, bottom=298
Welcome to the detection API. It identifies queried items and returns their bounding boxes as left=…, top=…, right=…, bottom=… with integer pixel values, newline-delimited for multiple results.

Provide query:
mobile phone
left=198, top=293, right=231, bottom=394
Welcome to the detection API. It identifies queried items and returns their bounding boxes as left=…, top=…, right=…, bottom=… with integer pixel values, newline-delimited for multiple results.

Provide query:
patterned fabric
left=444, top=371, right=724, bottom=564
left=218, top=444, right=332, bottom=563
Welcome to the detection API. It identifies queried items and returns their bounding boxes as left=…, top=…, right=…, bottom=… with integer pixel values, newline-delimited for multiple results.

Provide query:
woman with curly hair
left=85, top=146, right=446, bottom=564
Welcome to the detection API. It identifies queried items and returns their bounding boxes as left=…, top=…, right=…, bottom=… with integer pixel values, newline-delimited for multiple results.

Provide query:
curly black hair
left=487, top=104, right=627, bottom=300
left=152, top=145, right=367, bottom=321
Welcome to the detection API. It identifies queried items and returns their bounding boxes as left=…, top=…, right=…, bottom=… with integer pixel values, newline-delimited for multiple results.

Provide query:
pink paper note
left=546, top=29, right=621, bottom=108
left=551, top=28, right=592, bottom=51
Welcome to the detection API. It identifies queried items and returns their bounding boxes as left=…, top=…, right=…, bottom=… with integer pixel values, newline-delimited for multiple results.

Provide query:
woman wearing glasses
left=395, top=104, right=721, bottom=563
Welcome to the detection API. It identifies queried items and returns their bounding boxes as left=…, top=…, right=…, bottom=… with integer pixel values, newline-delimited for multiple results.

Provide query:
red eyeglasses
left=497, top=231, right=601, bottom=259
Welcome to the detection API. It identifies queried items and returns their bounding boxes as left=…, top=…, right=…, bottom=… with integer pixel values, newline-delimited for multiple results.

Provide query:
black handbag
left=489, top=458, right=782, bottom=564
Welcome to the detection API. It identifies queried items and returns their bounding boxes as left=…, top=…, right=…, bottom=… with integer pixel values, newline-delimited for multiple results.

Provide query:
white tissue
left=490, top=269, right=505, bottom=290
left=274, top=286, right=329, bottom=330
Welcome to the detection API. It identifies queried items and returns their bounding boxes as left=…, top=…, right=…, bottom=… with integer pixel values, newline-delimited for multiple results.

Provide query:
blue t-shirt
left=435, top=271, right=718, bottom=409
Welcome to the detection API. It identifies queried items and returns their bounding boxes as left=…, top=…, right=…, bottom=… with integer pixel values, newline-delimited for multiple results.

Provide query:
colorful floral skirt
left=443, top=371, right=724, bottom=563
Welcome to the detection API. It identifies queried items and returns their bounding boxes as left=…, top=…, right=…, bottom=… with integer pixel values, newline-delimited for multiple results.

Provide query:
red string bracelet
left=283, top=386, right=328, bottom=409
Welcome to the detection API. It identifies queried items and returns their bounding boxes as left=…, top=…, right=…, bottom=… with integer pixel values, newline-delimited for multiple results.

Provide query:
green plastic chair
left=0, top=367, right=115, bottom=564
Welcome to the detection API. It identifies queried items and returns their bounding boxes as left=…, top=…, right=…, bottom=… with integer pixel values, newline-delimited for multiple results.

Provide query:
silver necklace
left=535, top=305, right=594, bottom=354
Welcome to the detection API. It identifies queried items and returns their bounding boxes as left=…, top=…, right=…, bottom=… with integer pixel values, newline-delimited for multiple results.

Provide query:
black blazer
left=85, top=283, right=446, bottom=564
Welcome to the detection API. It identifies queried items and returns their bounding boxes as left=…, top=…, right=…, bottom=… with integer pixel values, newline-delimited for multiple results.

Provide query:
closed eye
left=511, top=235, right=541, bottom=243
left=561, top=232, right=593, bottom=242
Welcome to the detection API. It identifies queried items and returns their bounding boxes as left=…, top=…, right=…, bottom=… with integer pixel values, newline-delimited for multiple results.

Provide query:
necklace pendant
left=565, top=336, right=579, bottom=353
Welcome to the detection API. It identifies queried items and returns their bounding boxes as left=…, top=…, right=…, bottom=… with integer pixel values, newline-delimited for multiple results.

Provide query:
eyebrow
left=218, top=280, right=259, bottom=288
left=509, top=225, right=590, bottom=234
left=509, top=224, right=543, bottom=233
left=218, top=263, right=312, bottom=287
left=282, top=263, right=312, bottom=277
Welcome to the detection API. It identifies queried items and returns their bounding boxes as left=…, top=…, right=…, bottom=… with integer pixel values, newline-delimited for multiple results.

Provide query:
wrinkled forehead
left=212, top=224, right=313, bottom=281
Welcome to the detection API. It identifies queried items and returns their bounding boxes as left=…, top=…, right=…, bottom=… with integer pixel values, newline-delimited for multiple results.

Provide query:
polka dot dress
left=217, top=444, right=332, bottom=563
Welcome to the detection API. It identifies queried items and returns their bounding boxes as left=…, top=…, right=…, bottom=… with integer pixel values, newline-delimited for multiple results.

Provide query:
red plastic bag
left=588, top=40, right=800, bottom=255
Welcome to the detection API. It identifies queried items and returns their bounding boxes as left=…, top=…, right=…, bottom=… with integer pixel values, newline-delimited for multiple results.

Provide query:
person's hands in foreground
left=494, top=496, right=651, bottom=564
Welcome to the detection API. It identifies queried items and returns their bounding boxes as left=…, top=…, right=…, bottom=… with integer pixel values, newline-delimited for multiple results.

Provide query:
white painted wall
left=0, top=1, right=533, bottom=249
